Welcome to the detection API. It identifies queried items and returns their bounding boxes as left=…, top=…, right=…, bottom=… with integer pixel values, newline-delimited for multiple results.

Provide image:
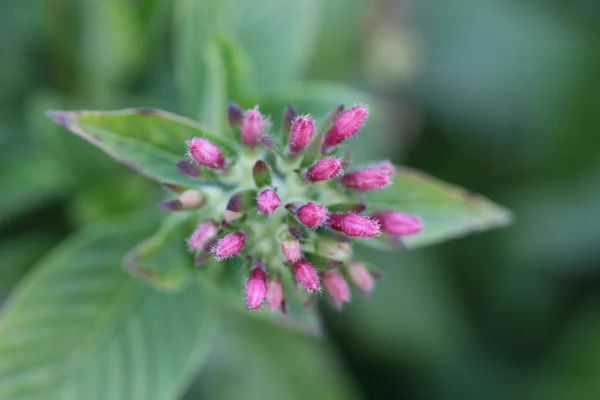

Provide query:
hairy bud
left=323, top=271, right=350, bottom=309
left=366, top=160, right=395, bottom=176
left=228, top=102, right=244, bottom=128
left=212, top=231, right=247, bottom=260
left=188, top=219, right=219, bottom=251
left=304, top=157, right=343, bottom=182
left=178, top=189, right=205, bottom=208
left=292, top=259, right=320, bottom=293
left=348, top=260, right=374, bottom=294
left=287, top=115, right=315, bottom=155
left=245, top=268, right=268, bottom=309
left=187, top=137, right=227, bottom=170
left=241, top=106, right=265, bottom=148
left=281, top=236, right=301, bottom=261
left=322, top=105, right=369, bottom=153
left=257, top=188, right=281, bottom=216
left=329, top=213, right=381, bottom=237
left=371, top=212, right=422, bottom=236
left=297, top=202, right=328, bottom=229
left=266, top=277, right=284, bottom=310
left=342, top=170, right=390, bottom=191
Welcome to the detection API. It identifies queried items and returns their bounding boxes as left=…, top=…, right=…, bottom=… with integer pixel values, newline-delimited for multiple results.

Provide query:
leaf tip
left=46, top=111, right=73, bottom=128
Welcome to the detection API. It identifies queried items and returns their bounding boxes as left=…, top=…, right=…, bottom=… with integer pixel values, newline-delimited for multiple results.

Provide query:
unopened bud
left=322, top=105, right=369, bottom=153
left=297, top=202, right=328, bottom=229
left=348, top=260, right=374, bottom=294
left=304, top=157, right=343, bottom=182
left=367, top=160, right=395, bottom=177
left=292, top=259, right=320, bottom=293
left=188, top=219, right=219, bottom=251
left=266, top=277, right=284, bottom=310
left=252, top=160, right=272, bottom=187
left=257, top=188, right=281, bottom=216
left=287, top=115, right=315, bottom=155
left=281, top=236, right=301, bottom=261
left=187, top=137, right=228, bottom=170
left=241, top=106, right=265, bottom=148
left=371, top=212, right=422, bottom=236
left=329, top=213, right=381, bottom=237
left=178, top=189, right=205, bottom=208
left=323, top=271, right=350, bottom=309
left=228, top=102, right=243, bottom=128
left=245, top=268, right=268, bottom=310
left=342, top=170, right=390, bottom=191
left=212, top=231, right=246, bottom=260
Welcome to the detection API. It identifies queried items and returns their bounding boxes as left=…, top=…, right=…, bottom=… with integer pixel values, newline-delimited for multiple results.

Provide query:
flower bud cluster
left=169, top=103, right=423, bottom=310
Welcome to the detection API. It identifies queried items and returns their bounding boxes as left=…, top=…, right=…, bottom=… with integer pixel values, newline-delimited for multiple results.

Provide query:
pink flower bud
left=257, top=188, right=281, bottom=216
left=228, top=102, right=243, bottom=128
left=281, top=236, right=301, bottom=261
left=322, top=105, right=369, bottom=153
left=323, top=271, right=350, bottom=308
left=367, top=160, right=395, bottom=177
left=297, top=202, right=328, bottom=229
left=287, top=115, right=315, bottom=155
left=266, top=277, right=284, bottom=310
left=342, top=170, right=390, bottom=191
left=178, top=189, right=205, bottom=208
left=292, top=259, right=320, bottom=293
left=348, top=260, right=374, bottom=294
left=212, top=231, right=246, bottom=260
left=329, top=213, right=381, bottom=237
left=304, top=157, right=343, bottom=182
left=371, top=212, right=422, bottom=236
left=282, top=105, right=297, bottom=134
left=245, top=268, right=268, bottom=310
left=241, top=106, right=265, bottom=148
left=187, top=137, right=227, bottom=170
left=188, top=219, right=219, bottom=251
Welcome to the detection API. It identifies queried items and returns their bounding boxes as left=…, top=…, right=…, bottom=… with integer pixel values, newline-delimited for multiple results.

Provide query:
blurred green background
left=2, top=0, right=600, bottom=399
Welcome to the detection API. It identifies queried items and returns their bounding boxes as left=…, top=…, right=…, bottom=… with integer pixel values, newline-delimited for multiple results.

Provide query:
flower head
left=342, top=170, right=390, bottom=191
left=245, top=267, right=268, bottom=309
left=187, top=137, right=228, bottom=170
left=371, top=212, right=422, bottom=236
left=322, top=105, right=369, bottom=153
left=329, top=213, right=381, bottom=237
left=266, top=277, right=284, bottom=310
left=323, top=271, right=350, bottom=309
left=257, top=188, right=281, bottom=216
left=188, top=219, right=219, bottom=251
left=348, top=260, right=374, bottom=294
left=293, top=259, right=320, bottom=293
left=241, top=106, right=265, bottom=148
left=287, top=115, right=315, bottom=155
left=211, top=231, right=246, bottom=260
left=304, top=157, right=343, bottom=182
left=297, top=202, right=328, bottom=229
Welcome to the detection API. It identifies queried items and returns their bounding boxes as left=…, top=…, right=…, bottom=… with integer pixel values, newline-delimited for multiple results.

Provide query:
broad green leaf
left=183, top=304, right=360, bottom=400
left=124, top=212, right=199, bottom=292
left=362, top=166, right=513, bottom=249
left=0, top=215, right=216, bottom=400
left=46, top=108, right=236, bottom=187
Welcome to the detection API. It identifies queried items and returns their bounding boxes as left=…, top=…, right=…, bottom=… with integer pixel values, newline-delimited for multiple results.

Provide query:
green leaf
left=183, top=305, right=359, bottom=400
left=124, top=212, right=198, bottom=292
left=46, top=108, right=236, bottom=187
left=0, top=215, right=216, bottom=399
left=362, top=166, right=513, bottom=249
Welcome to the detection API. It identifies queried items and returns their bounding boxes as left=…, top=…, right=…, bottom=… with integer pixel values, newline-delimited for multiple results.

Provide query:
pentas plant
left=181, top=103, right=412, bottom=310
left=48, top=101, right=511, bottom=321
